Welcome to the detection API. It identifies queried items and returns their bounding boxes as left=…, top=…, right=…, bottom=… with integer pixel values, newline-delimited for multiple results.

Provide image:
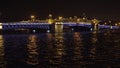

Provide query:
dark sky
left=0, top=0, right=120, bottom=22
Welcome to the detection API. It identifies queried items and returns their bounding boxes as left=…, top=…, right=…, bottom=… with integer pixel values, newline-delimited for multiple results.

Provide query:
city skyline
left=0, top=0, right=120, bottom=22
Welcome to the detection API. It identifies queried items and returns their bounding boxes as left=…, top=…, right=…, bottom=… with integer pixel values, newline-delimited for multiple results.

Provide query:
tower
left=48, top=14, right=54, bottom=24
left=30, top=15, right=35, bottom=22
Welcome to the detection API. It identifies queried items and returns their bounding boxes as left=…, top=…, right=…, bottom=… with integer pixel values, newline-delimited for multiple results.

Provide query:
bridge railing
left=2, top=23, right=51, bottom=30
left=1, top=22, right=119, bottom=30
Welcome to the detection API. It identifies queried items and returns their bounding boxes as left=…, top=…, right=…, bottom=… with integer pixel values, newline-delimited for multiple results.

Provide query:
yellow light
left=77, top=19, right=80, bottom=22
left=119, top=23, right=120, bottom=25
left=69, top=17, right=72, bottom=19
left=48, top=19, right=53, bottom=24
left=115, top=23, right=118, bottom=26
left=0, top=35, right=3, bottom=47
left=31, top=15, right=35, bottom=19
left=104, top=22, right=107, bottom=25
left=0, top=23, right=2, bottom=29
left=83, top=17, right=85, bottom=20
left=58, top=16, right=63, bottom=20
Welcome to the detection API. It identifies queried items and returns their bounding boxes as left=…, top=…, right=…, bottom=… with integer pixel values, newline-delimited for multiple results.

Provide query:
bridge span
left=0, top=22, right=119, bottom=33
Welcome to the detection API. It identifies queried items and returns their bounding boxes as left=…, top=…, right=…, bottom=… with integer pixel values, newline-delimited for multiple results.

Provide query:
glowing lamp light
left=49, top=14, right=52, bottom=17
left=72, top=28, right=74, bottom=31
left=58, top=16, right=63, bottom=20
left=90, top=28, right=93, bottom=31
left=31, top=15, right=35, bottom=19
left=0, top=23, right=2, bottom=29
left=119, top=23, right=120, bottom=25
left=110, top=26, right=113, bottom=29
left=115, top=23, right=118, bottom=26
left=0, top=26, right=2, bottom=29
left=33, top=30, right=36, bottom=33
left=104, top=22, right=107, bottom=25
left=47, top=30, right=50, bottom=33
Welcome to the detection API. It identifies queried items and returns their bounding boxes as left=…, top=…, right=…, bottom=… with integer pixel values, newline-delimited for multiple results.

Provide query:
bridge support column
left=50, top=22, right=63, bottom=33
left=0, top=23, right=3, bottom=33
left=55, top=22, right=63, bottom=33
left=50, top=23, right=55, bottom=33
left=91, top=19, right=99, bottom=31
left=92, top=23, right=98, bottom=31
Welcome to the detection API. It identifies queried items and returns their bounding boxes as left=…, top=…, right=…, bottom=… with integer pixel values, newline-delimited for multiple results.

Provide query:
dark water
left=0, top=30, right=120, bottom=68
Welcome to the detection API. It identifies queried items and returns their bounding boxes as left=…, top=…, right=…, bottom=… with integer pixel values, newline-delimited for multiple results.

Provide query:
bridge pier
left=55, top=22, right=63, bottom=33
left=91, top=23, right=98, bottom=31
left=50, top=22, right=63, bottom=33
left=91, top=19, right=99, bottom=31
left=49, top=23, right=55, bottom=33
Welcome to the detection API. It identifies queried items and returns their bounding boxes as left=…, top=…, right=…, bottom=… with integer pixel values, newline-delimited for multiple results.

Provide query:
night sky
left=0, top=0, right=120, bottom=22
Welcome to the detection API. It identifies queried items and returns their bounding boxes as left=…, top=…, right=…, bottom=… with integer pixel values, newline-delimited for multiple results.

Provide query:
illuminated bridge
left=0, top=22, right=119, bottom=32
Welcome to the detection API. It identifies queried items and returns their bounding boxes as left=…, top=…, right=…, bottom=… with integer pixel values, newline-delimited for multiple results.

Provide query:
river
left=0, top=30, right=120, bottom=68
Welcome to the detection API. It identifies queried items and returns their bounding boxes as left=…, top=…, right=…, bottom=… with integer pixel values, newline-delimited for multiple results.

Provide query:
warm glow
left=0, top=23, right=2, bottom=29
left=119, top=23, right=120, bottom=25
left=49, top=14, right=52, bottom=17
left=27, top=35, right=39, bottom=65
left=77, top=18, right=80, bottom=22
left=48, top=19, right=53, bottom=24
left=83, top=17, right=85, bottom=20
left=58, top=16, right=63, bottom=20
left=92, top=19, right=99, bottom=24
left=115, top=23, right=118, bottom=26
left=104, top=22, right=107, bottom=25
left=55, top=22, right=63, bottom=33
left=0, top=35, right=3, bottom=47
left=31, top=15, right=35, bottom=19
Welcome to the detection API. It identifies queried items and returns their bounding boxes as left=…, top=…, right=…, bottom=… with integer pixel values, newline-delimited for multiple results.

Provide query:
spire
left=48, top=14, right=53, bottom=24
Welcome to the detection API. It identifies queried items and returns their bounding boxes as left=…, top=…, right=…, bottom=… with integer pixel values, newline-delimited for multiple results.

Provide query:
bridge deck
left=0, top=22, right=119, bottom=30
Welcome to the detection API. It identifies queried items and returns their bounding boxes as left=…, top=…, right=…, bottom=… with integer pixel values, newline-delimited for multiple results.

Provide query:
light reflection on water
left=27, top=35, right=39, bottom=65
left=0, top=35, right=6, bottom=68
left=0, top=30, right=120, bottom=68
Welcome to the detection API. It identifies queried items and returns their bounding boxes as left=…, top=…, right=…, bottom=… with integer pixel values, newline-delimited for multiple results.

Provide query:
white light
left=110, top=26, right=113, bottom=29
left=72, top=28, right=74, bottom=31
left=47, top=30, right=50, bottom=33
left=0, top=26, right=2, bottom=29
left=90, top=28, right=93, bottom=31
left=33, top=30, right=36, bottom=33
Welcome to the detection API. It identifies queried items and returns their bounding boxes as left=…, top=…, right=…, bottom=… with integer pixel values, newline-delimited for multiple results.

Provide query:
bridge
left=0, top=22, right=119, bottom=33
